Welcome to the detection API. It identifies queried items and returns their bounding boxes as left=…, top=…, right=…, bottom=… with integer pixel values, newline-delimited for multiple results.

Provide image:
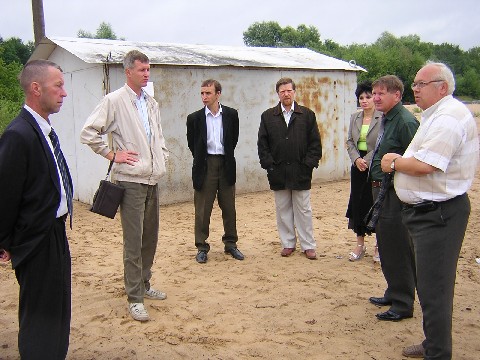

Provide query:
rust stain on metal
left=295, top=75, right=342, bottom=165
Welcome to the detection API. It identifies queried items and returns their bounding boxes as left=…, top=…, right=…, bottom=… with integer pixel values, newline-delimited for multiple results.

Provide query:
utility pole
left=31, top=0, right=45, bottom=46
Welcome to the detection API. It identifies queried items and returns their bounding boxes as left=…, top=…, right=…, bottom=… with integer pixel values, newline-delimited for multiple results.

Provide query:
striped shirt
left=135, top=90, right=151, bottom=143
left=394, top=95, right=479, bottom=204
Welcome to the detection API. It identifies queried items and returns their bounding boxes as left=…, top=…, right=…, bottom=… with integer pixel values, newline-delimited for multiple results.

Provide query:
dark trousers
left=402, top=193, right=470, bottom=360
left=194, top=155, right=238, bottom=252
left=375, top=187, right=416, bottom=316
left=15, top=218, right=71, bottom=360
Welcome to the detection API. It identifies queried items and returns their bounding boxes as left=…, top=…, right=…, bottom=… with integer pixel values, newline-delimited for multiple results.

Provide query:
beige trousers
left=274, top=189, right=316, bottom=251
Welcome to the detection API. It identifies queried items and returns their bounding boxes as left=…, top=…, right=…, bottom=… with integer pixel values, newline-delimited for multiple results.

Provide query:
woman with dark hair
left=345, top=81, right=382, bottom=262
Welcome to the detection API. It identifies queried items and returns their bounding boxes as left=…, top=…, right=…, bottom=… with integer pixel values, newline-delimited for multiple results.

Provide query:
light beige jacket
left=80, top=84, right=168, bottom=185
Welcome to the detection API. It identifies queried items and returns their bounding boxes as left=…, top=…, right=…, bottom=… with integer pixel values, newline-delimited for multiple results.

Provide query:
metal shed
left=30, top=36, right=364, bottom=205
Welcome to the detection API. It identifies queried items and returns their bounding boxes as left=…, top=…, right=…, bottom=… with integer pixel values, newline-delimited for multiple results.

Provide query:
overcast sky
left=1, top=0, right=479, bottom=51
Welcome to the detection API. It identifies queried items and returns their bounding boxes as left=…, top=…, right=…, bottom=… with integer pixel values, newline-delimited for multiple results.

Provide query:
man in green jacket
left=367, top=75, right=419, bottom=322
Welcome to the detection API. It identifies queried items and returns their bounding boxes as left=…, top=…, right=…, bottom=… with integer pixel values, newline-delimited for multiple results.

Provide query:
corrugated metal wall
left=49, top=48, right=358, bottom=205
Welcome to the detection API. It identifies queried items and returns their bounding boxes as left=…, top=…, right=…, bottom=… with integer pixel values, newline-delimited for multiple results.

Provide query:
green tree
left=0, top=37, right=32, bottom=134
left=77, top=22, right=124, bottom=40
left=243, top=21, right=324, bottom=49
left=281, top=24, right=321, bottom=48
left=431, top=43, right=466, bottom=74
left=0, top=37, right=34, bottom=65
left=456, top=68, right=480, bottom=99
left=243, top=21, right=283, bottom=47
left=320, top=39, right=343, bottom=58
left=0, top=58, right=23, bottom=134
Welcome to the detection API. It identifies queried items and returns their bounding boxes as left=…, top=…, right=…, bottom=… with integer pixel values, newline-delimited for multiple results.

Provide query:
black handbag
left=90, top=158, right=125, bottom=219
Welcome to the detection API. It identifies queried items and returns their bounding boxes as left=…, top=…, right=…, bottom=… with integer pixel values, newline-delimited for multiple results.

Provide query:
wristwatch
left=390, top=157, right=400, bottom=171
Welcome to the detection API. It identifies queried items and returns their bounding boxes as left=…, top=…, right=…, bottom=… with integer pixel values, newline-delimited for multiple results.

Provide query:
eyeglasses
left=411, top=80, right=445, bottom=89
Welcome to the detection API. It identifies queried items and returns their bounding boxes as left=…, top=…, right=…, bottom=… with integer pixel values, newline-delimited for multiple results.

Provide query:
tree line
left=243, top=21, right=480, bottom=103
left=1, top=21, right=479, bottom=133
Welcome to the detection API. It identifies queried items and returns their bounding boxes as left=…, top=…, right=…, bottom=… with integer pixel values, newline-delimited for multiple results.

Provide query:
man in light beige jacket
left=81, top=50, right=168, bottom=322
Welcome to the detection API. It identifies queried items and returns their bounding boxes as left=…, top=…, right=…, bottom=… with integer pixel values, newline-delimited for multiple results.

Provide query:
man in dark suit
left=186, top=79, right=244, bottom=263
left=0, top=60, right=72, bottom=359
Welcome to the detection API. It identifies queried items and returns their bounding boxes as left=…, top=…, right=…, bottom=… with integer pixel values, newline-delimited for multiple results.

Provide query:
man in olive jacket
left=258, top=77, right=322, bottom=260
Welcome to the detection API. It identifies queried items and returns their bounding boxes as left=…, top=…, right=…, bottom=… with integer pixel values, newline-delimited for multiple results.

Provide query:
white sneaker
left=128, top=303, right=149, bottom=322
left=145, top=287, right=167, bottom=300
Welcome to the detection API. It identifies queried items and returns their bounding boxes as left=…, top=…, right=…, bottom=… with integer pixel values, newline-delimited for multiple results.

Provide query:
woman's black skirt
left=345, top=150, right=374, bottom=236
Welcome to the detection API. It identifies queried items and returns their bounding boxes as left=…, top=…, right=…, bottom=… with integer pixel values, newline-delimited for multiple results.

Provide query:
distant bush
left=0, top=59, right=23, bottom=134
left=0, top=37, right=32, bottom=135
left=0, top=99, right=22, bottom=134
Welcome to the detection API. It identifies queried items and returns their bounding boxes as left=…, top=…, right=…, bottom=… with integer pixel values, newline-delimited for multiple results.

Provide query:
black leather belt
left=403, top=195, right=461, bottom=213
left=403, top=201, right=438, bottom=212
left=371, top=181, right=382, bottom=188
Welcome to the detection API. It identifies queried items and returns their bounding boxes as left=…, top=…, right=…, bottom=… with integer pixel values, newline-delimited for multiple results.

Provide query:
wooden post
left=31, top=0, right=45, bottom=46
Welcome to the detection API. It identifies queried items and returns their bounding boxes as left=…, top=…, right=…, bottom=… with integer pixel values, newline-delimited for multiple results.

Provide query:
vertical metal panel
left=48, top=48, right=108, bottom=205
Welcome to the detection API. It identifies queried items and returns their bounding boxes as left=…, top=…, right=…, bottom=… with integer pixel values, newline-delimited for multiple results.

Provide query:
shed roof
left=31, top=36, right=364, bottom=72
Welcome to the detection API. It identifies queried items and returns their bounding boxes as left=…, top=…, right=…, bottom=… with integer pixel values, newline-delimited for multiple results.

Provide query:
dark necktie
left=49, top=128, right=73, bottom=228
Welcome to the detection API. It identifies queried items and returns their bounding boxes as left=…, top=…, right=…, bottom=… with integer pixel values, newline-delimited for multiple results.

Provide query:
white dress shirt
left=281, top=102, right=294, bottom=125
left=205, top=104, right=224, bottom=155
left=24, top=105, right=69, bottom=217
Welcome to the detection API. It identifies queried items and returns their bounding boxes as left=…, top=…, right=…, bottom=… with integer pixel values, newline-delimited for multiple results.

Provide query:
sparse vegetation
left=77, top=22, right=125, bottom=40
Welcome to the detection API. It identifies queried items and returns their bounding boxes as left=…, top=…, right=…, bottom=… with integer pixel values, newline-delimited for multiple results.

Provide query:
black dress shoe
left=196, top=250, right=208, bottom=263
left=376, top=310, right=413, bottom=322
left=369, top=296, right=392, bottom=307
left=225, top=247, right=244, bottom=260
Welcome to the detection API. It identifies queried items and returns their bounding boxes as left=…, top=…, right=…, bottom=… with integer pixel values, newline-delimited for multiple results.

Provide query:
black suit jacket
left=186, top=104, right=239, bottom=191
left=0, top=108, right=64, bottom=268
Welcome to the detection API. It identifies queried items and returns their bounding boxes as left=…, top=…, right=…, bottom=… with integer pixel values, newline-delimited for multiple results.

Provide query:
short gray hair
left=425, top=61, right=455, bottom=95
left=123, top=50, right=149, bottom=70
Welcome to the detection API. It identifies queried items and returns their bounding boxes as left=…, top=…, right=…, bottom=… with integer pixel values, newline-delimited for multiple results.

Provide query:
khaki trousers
left=274, top=189, right=316, bottom=251
left=118, top=181, right=159, bottom=303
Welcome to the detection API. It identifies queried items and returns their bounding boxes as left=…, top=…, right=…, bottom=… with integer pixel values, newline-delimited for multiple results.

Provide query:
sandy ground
left=1, top=106, right=480, bottom=360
